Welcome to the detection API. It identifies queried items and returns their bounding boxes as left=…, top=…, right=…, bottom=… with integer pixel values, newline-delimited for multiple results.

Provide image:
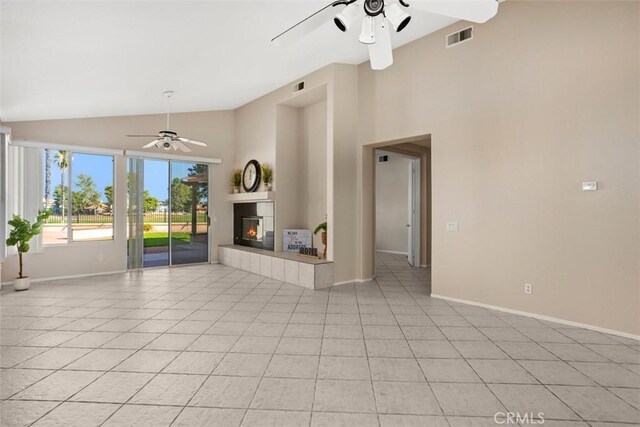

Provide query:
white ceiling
left=1, top=1, right=456, bottom=122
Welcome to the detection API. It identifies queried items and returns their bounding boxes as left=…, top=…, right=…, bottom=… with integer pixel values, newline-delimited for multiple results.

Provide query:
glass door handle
left=207, top=216, right=211, bottom=227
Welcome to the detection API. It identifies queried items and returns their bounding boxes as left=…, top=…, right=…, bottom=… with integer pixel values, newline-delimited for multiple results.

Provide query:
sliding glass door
left=127, top=158, right=209, bottom=269
left=170, top=161, right=209, bottom=265
left=142, top=159, right=170, bottom=267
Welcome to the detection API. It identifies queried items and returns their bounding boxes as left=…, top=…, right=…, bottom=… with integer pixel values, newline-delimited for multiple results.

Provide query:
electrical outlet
left=446, top=222, right=459, bottom=232
left=524, top=283, right=532, bottom=294
left=97, top=254, right=104, bottom=262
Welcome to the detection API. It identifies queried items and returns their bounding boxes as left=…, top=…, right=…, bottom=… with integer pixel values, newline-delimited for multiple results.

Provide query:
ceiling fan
left=272, top=0, right=499, bottom=70
left=126, top=91, right=207, bottom=153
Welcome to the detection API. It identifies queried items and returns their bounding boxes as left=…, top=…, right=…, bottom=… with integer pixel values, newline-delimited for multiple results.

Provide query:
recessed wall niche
left=275, top=84, right=328, bottom=254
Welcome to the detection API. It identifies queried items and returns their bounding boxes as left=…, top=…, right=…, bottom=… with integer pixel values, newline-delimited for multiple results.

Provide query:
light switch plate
left=446, top=222, right=459, bottom=232
left=582, top=181, right=598, bottom=191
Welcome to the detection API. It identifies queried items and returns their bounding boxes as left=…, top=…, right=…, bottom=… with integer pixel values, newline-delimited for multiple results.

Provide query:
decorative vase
left=233, top=186, right=240, bottom=194
left=14, top=277, right=30, bottom=291
left=264, top=183, right=272, bottom=192
left=321, top=232, right=327, bottom=259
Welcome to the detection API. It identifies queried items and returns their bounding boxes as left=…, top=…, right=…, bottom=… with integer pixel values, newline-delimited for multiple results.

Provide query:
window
left=42, top=149, right=114, bottom=244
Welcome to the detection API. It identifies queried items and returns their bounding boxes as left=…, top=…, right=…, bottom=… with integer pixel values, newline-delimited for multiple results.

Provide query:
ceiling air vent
left=378, top=154, right=389, bottom=163
left=292, top=81, right=305, bottom=93
left=446, top=26, right=473, bottom=48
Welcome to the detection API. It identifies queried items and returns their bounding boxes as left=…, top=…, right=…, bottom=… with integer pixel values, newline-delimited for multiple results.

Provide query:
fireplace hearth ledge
left=218, top=244, right=333, bottom=289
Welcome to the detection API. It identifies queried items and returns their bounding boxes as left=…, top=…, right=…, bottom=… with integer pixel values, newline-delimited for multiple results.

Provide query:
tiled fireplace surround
left=217, top=245, right=333, bottom=290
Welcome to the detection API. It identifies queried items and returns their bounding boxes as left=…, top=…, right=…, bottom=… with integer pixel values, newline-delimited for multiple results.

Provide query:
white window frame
left=0, top=128, right=10, bottom=261
left=11, top=140, right=122, bottom=246
left=56, top=151, right=117, bottom=245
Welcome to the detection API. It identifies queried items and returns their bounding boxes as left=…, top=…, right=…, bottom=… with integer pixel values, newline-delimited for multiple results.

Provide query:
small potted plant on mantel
left=261, top=164, right=273, bottom=191
left=6, top=209, right=51, bottom=291
left=314, top=220, right=327, bottom=259
left=231, top=169, right=242, bottom=193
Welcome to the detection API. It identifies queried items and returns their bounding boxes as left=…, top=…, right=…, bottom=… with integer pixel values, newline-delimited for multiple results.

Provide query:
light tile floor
left=1, top=252, right=639, bottom=426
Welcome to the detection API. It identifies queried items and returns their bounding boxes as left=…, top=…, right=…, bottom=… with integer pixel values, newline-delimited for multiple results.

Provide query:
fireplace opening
left=233, top=202, right=274, bottom=251
left=242, top=217, right=263, bottom=242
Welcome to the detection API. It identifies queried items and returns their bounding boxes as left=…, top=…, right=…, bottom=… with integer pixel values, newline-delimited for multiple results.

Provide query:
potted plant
left=314, top=221, right=327, bottom=259
left=261, top=163, right=273, bottom=191
left=6, top=209, right=51, bottom=291
left=231, top=169, right=242, bottom=193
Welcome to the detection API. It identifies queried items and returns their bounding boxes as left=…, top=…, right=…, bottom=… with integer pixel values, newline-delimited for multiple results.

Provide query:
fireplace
left=234, top=202, right=274, bottom=250
left=242, top=217, right=263, bottom=242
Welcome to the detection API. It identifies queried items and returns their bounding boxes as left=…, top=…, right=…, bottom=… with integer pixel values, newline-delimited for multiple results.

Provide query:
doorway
left=363, top=135, right=431, bottom=283
left=127, top=157, right=210, bottom=269
left=375, top=150, right=421, bottom=267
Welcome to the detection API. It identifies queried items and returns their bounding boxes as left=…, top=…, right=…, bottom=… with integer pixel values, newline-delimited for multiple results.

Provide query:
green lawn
left=143, top=232, right=190, bottom=248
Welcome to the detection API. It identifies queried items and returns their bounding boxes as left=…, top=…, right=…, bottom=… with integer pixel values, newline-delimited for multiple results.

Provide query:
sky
left=144, top=159, right=169, bottom=201
left=42, top=150, right=203, bottom=202
left=143, top=160, right=196, bottom=201
left=43, top=151, right=113, bottom=201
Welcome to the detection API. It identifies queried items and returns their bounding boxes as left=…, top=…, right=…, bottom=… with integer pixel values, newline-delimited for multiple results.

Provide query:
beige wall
left=299, top=101, right=328, bottom=250
left=275, top=104, right=300, bottom=251
left=2, top=110, right=235, bottom=282
left=358, top=1, right=640, bottom=334
left=272, top=99, right=328, bottom=251
left=375, top=152, right=411, bottom=254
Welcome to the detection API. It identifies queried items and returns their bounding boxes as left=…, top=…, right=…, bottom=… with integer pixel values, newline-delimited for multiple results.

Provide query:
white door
left=407, top=159, right=421, bottom=267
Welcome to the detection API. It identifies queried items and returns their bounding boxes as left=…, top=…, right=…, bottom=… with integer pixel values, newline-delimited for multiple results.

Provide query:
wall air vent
left=446, top=26, right=473, bottom=48
left=378, top=154, right=389, bottom=163
left=292, top=81, right=305, bottom=93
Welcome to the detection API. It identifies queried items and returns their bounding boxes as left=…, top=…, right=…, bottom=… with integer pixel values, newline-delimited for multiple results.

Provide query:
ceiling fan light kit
left=359, top=15, right=377, bottom=45
left=126, top=91, right=208, bottom=153
left=272, top=0, right=499, bottom=71
left=334, top=2, right=362, bottom=32
left=385, top=3, right=411, bottom=32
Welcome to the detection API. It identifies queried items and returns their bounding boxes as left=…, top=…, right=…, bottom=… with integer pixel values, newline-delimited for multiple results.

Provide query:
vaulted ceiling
left=1, top=1, right=456, bottom=121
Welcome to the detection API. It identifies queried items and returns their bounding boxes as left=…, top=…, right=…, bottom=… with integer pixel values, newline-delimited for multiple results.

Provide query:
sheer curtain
left=6, top=144, right=44, bottom=255
left=127, top=157, right=144, bottom=270
left=0, top=131, right=9, bottom=262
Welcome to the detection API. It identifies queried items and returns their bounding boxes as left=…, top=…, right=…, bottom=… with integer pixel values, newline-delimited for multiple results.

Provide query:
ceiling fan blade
left=175, top=140, right=192, bottom=153
left=142, top=139, right=162, bottom=148
left=271, top=0, right=348, bottom=46
left=368, top=18, right=393, bottom=70
left=408, top=0, right=498, bottom=23
left=127, top=134, right=160, bottom=138
left=178, top=137, right=207, bottom=147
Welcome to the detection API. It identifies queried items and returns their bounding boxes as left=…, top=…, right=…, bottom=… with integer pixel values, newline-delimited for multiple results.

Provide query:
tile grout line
left=379, top=255, right=451, bottom=426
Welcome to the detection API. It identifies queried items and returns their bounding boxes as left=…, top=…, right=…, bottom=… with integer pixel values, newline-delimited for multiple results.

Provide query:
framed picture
left=283, top=229, right=312, bottom=252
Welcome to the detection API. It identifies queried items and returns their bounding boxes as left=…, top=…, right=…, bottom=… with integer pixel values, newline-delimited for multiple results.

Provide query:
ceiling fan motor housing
left=364, top=0, right=385, bottom=16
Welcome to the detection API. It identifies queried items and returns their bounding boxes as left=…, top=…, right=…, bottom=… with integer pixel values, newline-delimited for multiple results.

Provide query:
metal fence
left=44, top=212, right=207, bottom=224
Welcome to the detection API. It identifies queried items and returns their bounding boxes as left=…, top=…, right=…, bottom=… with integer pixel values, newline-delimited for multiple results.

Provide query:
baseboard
left=333, top=276, right=376, bottom=287
left=431, top=293, right=640, bottom=341
left=1, top=270, right=127, bottom=289
left=376, top=250, right=408, bottom=255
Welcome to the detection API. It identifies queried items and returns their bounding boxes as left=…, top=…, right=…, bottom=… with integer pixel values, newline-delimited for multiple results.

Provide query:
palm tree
left=54, top=150, right=69, bottom=217
left=44, top=149, right=51, bottom=208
